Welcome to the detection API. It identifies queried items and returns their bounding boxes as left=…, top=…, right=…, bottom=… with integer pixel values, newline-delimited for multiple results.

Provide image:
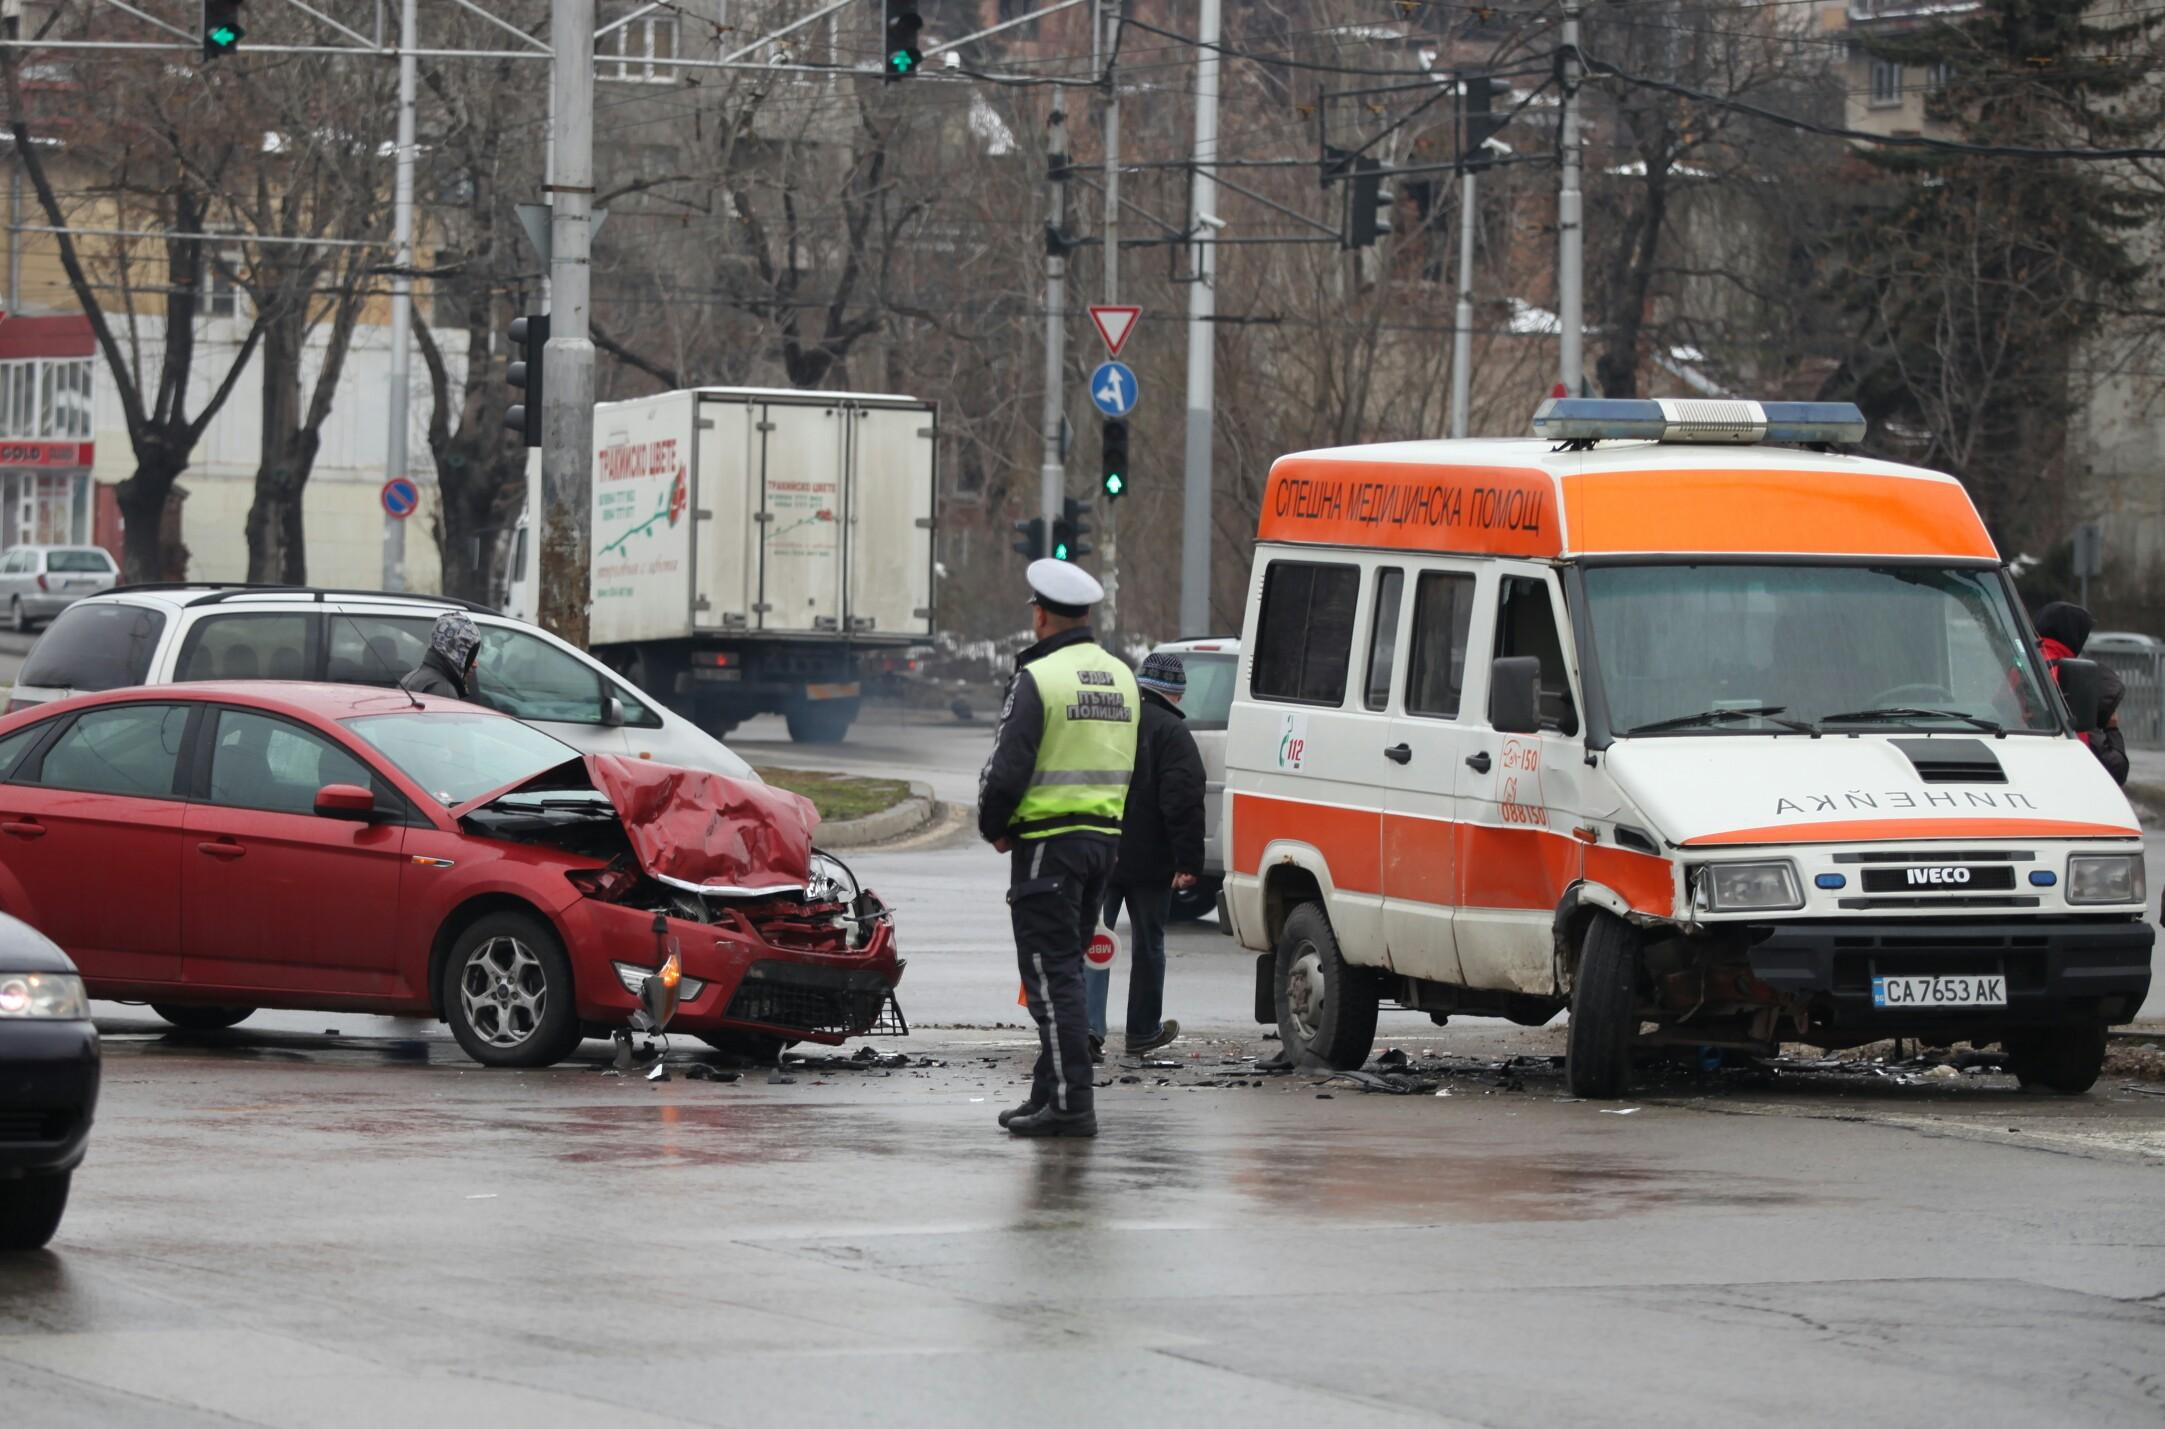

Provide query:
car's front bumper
left=567, top=897, right=905, bottom=1045
left=0, top=1019, right=100, bottom=1177
left=1746, top=917, right=2153, bottom=1035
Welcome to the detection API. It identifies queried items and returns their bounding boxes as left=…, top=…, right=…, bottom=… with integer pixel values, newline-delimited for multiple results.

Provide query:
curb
left=815, top=781, right=937, bottom=850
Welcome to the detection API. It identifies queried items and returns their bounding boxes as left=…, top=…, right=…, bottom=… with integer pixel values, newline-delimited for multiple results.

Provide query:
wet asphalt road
left=3, top=659, right=2164, bottom=1423
left=5, top=831, right=2164, bottom=1426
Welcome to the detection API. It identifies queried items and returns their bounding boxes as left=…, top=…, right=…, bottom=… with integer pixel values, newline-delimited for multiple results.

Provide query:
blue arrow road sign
left=381, top=476, right=419, bottom=518
left=1089, top=361, right=1138, bottom=418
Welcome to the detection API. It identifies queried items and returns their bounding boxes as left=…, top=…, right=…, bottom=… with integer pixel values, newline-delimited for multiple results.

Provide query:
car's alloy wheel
left=441, top=912, right=583, bottom=1068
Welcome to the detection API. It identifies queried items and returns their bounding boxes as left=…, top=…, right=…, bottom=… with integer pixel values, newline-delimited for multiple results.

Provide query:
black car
left=0, top=912, right=98, bottom=1250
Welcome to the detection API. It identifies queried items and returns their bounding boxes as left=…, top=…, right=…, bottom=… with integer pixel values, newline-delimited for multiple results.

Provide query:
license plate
left=1872, top=974, right=2007, bottom=1008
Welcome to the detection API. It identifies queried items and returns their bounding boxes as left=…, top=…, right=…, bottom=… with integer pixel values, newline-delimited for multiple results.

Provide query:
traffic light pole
left=1098, top=0, right=1120, bottom=641
left=540, top=0, right=597, bottom=647
left=1450, top=165, right=1475, bottom=439
left=380, top=0, right=417, bottom=592
left=1557, top=0, right=1585, bottom=396
left=1178, top=0, right=1220, bottom=639
left=1038, top=108, right=1070, bottom=544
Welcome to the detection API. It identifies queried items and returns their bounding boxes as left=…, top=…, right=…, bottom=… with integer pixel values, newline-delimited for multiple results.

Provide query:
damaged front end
left=459, top=755, right=905, bottom=1044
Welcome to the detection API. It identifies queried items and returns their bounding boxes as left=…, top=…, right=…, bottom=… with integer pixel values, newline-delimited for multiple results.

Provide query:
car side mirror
left=1490, top=656, right=1542, bottom=734
left=603, top=694, right=626, bottom=728
left=2056, top=657, right=2104, bottom=734
left=315, top=783, right=378, bottom=821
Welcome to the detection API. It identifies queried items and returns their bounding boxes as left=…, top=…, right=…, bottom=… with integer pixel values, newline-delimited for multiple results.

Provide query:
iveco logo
left=1905, top=866, right=1972, bottom=886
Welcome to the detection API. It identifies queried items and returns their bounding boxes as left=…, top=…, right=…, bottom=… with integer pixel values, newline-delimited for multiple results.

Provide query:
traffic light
left=1012, top=516, right=1045, bottom=560
left=1344, top=154, right=1392, bottom=249
left=504, top=312, right=548, bottom=449
left=1462, top=74, right=1508, bottom=172
left=202, top=0, right=245, bottom=61
left=883, top=0, right=924, bottom=79
left=1099, top=419, right=1129, bottom=501
left=1055, top=496, right=1093, bottom=562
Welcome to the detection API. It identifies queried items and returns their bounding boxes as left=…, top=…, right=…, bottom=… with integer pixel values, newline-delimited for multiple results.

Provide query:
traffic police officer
left=979, top=559, right=1140, bottom=1138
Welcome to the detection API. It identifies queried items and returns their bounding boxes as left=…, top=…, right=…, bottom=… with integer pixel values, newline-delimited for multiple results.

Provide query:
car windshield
left=1580, top=563, right=2058, bottom=736
left=1173, top=652, right=1237, bottom=730
left=345, top=711, right=578, bottom=805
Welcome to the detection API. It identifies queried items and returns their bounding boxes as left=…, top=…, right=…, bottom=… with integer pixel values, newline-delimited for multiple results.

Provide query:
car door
left=470, top=623, right=629, bottom=758
left=1380, top=563, right=1483, bottom=985
left=179, top=707, right=408, bottom=996
left=0, top=701, right=193, bottom=985
left=1454, top=567, right=1588, bottom=995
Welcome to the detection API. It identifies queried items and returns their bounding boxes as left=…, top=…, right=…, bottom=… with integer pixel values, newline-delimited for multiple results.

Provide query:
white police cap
left=1026, top=557, right=1104, bottom=610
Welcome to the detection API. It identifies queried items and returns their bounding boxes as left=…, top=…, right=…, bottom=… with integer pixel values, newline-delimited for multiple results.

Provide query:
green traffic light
left=890, top=50, right=914, bottom=72
left=1103, top=472, right=1124, bottom=496
left=1054, top=542, right=1071, bottom=560
left=210, top=26, right=237, bottom=46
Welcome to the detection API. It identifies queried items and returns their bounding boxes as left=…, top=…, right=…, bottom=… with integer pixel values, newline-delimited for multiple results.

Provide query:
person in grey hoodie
left=401, top=611, right=483, bottom=701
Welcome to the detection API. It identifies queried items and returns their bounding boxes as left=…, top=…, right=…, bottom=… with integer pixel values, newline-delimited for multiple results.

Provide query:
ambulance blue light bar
left=1532, top=397, right=1868, bottom=446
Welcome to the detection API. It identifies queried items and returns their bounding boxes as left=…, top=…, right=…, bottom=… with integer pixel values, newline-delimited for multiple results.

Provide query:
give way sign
left=1088, top=305, right=1140, bottom=359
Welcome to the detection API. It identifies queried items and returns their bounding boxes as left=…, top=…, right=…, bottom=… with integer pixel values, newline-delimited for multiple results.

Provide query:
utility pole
left=1038, top=107, right=1070, bottom=541
left=1557, top=0, right=1584, bottom=397
left=1450, top=164, right=1476, bottom=439
left=380, top=0, right=416, bottom=592
left=541, top=0, right=597, bottom=646
left=1099, top=0, right=1120, bottom=641
left=1179, top=0, right=1220, bottom=638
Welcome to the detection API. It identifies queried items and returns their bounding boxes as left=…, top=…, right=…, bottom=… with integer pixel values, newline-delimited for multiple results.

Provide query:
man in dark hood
left=2034, top=601, right=2127, bottom=785
left=401, top=611, right=483, bottom=701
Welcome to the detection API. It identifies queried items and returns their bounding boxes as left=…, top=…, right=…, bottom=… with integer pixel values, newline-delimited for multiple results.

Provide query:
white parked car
left=1141, top=635, right=1240, bottom=921
left=0, top=545, right=119, bottom=632
left=6, top=586, right=756, bottom=779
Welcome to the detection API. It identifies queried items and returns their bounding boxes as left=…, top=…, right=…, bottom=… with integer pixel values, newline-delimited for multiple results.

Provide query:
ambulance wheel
left=2004, top=1023, right=2107, bottom=1095
left=1274, top=902, right=1377, bottom=1071
left=1566, top=914, right=1642, bottom=1099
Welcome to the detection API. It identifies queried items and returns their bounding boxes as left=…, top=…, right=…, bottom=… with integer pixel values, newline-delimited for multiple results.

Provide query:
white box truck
left=507, top=387, right=937, bottom=743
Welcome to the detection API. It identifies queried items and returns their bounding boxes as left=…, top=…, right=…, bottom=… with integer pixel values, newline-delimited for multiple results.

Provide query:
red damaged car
left=0, top=683, right=904, bottom=1067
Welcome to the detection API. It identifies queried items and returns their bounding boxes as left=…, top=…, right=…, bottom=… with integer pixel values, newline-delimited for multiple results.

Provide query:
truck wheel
left=442, top=912, right=585, bottom=1068
left=2004, top=1024, right=2108, bottom=1094
left=697, top=1032, right=793, bottom=1063
left=1274, top=902, right=1377, bottom=1070
left=151, top=1004, right=254, bottom=1031
left=0, top=1171, right=71, bottom=1251
left=1566, top=913, right=1642, bottom=1099
left=787, top=699, right=859, bottom=744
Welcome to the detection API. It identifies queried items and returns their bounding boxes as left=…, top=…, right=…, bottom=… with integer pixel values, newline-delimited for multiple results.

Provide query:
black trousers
left=1009, top=834, right=1116, bottom=1115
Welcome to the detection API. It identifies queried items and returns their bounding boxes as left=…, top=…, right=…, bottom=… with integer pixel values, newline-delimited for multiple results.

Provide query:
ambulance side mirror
left=2056, top=657, right=2103, bottom=734
left=1490, top=657, right=1542, bottom=735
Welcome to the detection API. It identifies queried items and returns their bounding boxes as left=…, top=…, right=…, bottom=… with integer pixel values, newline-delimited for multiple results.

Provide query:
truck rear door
left=757, top=403, right=847, bottom=635
left=845, top=403, right=935, bottom=638
left=693, top=395, right=758, bottom=630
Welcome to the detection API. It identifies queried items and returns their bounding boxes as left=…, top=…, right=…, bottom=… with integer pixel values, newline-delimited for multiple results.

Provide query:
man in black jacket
left=1088, top=651, right=1205, bottom=1056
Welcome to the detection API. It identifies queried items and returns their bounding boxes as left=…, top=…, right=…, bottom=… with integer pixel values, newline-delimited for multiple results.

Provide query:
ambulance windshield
left=1581, top=564, right=2060, bottom=736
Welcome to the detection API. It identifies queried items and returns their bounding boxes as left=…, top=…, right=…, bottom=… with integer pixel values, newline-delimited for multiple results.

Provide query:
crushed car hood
left=461, top=754, right=820, bottom=895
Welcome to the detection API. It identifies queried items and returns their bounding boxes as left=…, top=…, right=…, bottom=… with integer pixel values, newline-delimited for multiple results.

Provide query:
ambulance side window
left=1363, top=568, right=1405, bottom=711
left=1405, top=570, right=1476, bottom=718
left=1253, top=560, right=1359, bottom=706
left=1493, top=576, right=1577, bottom=734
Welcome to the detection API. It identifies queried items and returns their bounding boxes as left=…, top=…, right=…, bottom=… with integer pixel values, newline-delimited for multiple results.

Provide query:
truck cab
left=1222, top=398, right=2152, bottom=1097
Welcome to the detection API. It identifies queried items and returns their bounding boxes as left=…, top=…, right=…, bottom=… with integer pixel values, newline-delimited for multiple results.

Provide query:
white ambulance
left=1222, top=398, right=2153, bottom=1097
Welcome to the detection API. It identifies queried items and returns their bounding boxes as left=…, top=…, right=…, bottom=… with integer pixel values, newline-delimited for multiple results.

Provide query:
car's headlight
left=808, top=850, right=861, bottom=905
left=2067, top=854, right=2145, bottom=906
left=0, top=972, right=88, bottom=1020
left=1697, top=861, right=1804, bottom=913
left=612, top=961, right=707, bottom=1001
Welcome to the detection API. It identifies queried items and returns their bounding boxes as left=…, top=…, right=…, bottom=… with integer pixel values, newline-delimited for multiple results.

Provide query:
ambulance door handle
left=1465, top=751, right=1492, bottom=774
left=1383, top=743, right=1412, bottom=765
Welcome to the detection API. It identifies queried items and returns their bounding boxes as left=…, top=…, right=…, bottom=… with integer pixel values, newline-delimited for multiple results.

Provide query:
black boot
left=1007, top=1105, right=1098, bottom=1138
left=997, top=1100, right=1042, bottom=1128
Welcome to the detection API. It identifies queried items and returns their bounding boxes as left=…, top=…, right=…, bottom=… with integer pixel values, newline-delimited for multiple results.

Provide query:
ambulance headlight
left=1696, top=861, right=1803, bottom=912
left=2066, top=854, right=2144, bottom=906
